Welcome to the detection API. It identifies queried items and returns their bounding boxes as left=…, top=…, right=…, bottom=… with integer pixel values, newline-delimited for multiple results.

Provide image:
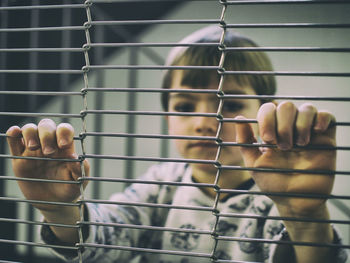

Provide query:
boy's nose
left=193, top=115, right=219, bottom=135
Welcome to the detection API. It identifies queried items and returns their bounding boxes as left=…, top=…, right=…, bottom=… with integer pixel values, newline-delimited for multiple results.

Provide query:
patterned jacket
left=42, top=162, right=348, bottom=263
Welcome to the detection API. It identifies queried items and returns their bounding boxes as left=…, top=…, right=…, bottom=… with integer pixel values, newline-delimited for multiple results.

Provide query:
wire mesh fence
left=0, top=0, right=350, bottom=262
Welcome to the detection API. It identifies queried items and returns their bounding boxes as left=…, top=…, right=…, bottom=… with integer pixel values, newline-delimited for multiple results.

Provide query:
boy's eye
left=222, top=101, right=244, bottom=112
left=173, top=102, right=195, bottom=112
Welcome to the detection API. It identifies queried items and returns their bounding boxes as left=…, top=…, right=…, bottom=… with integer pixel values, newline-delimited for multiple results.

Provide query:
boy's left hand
left=235, top=101, right=336, bottom=217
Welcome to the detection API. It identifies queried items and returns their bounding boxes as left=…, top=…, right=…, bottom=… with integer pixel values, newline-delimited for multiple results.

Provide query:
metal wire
left=1, top=0, right=350, bottom=262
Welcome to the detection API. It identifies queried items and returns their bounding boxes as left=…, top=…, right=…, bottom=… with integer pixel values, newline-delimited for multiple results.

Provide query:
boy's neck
left=191, top=165, right=252, bottom=200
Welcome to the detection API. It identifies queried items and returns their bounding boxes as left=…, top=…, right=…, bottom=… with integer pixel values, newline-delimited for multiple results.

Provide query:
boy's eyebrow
left=168, top=93, right=197, bottom=100
left=169, top=89, right=248, bottom=99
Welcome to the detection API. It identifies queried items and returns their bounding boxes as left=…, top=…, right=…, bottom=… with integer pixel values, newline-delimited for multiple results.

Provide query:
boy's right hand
left=6, top=119, right=90, bottom=213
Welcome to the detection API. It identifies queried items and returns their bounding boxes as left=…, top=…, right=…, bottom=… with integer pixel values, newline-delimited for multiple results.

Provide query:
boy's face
left=167, top=72, right=260, bottom=173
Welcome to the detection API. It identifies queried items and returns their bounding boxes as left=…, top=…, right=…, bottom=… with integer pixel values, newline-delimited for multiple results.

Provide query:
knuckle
left=277, top=126, right=292, bottom=139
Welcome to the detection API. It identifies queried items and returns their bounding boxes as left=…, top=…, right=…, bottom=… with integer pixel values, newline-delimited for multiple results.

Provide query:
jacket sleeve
left=41, top=163, right=182, bottom=262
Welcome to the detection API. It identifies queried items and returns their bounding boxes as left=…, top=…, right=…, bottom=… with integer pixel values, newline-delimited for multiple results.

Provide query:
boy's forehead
left=170, top=71, right=256, bottom=95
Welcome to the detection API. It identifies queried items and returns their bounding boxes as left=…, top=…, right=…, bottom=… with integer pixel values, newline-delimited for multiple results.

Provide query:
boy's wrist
left=276, top=203, right=333, bottom=243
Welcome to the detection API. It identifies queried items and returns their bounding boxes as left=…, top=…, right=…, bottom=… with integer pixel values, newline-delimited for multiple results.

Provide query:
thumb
left=235, top=116, right=261, bottom=167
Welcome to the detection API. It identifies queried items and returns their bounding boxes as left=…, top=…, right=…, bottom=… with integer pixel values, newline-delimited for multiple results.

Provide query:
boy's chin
left=191, top=163, right=219, bottom=174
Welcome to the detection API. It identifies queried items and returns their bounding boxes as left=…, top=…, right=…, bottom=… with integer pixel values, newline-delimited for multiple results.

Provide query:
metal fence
left=0, top=0, right=350, bottom=262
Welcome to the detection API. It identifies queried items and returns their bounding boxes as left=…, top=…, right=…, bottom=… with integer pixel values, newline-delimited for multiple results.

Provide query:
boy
left=6, top=26, right=348, bottom=263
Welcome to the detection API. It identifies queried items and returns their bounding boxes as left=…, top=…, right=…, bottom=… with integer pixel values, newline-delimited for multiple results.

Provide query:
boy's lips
left=188, top=142, right=218, bottom=149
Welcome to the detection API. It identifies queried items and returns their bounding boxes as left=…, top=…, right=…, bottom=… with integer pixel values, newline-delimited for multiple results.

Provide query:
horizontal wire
left=90, top=0, right=215, bottom=2
left=0, top=48, right=84, bottom=53
left=88, top=20, right=350, bottom=28
left=0, top=26, right=85, bottom=33
left=0, top=154, right=80, bottom=162
left=81, top=242, right=211, bottom=259
left=0, top=91, right=82, bottom=96
left=223, top=47, right=350, bottom=52
left=0, top=217, right=79, bottom=229
left=1, top=152, right=348, bottom=176
left=86, top=65, right=219, bottom=70
left=219, top=165, right=350, bottom=176
left=215, top=236, right=350, bottom=249
left=82, top=199, right=213, bottom=212
left=85, top=87, right=350, bottom=101
left=221, top=70, right=350, bottom=77
left=89, top=0, right=349, bottom=2
left=0, top=4, right=85, bottom=11
left=0, top=196, right=80, bottom=208
left=88, top=43, right=350, bottom=52
left=0, top=260, right=22, bottom=263
left=83, top=176, right=215, bottom=188
left=0, top=69, right=82, bottom=74
left=86, top=65, right=350, bottom=77
left=85, top=153, right=217, bottom=164
left=0, top=112, right=81, bottom=118
left=0, top=239, right=77, bottom=251
left=217, top=211, right=350, bottom=225
left=81, top=132, right=349, bottom=151
left=81, top=110, right=350, bottom=127
left=1, top=87, right=348, bottom=103
left=1, top=173, right=348, bottom=202
left=224, top=0, right=350, bottom=4
left=79, top=178, right=350, bottom=201
left=82, top=109, right=219, bottom=117
left=0, top=175, right=80, bottom=185
left=2, top=131, right=347, bottom=151
left=88, top=42, right=219, bottom=48
left=81, top=237, right=349, bottom=254
left=218, top=189, right=350, bottom=201
left=224, top=23, right=350, bottom=29
left=80, top=221, right=212, bottom=235
left=90, top=19, right=221, bottom=26
left=85, top=154, right=350, bottom=176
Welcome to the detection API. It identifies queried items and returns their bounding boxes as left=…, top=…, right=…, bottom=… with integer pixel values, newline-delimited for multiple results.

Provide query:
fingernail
left=262, top=133, right=274, bottom=142
left=296, top=139, right=306, bottom=146
left=278, top=143, right=291, bottom=151
left=27, top=139, right=39, bottom=149
left=59, top=139, right=68, bottom=147
left=43, top=146, right=55, bottom=155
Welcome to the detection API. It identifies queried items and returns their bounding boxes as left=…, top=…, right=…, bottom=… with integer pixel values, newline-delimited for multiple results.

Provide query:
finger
left=257, top=102, right=277, bottom=145
left=235, top=116, right=261, bottom=167
left=6, top=126, right=25, bottom=156
left=314, top=110, right=336, bottom=133
left=276, top=101, right=297, bottom=150
left=37, top=119, right=58, bottom=156
left=56, top=123, right=75, bottom=151
left=21, top=123, right=40, bottom=151
left=295, top=103, right=317, bottom=146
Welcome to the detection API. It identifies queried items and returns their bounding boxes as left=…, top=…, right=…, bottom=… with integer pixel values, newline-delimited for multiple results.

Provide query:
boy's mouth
left=188, top=142, right=218, bottom=149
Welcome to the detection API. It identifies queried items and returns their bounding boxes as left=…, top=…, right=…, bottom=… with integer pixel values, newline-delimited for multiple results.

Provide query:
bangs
left=176, top=46, right=256, bottom=89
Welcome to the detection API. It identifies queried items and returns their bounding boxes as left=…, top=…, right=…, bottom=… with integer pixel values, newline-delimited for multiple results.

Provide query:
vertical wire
left=92, top=26, right=105, bottom=200
left=0, top=0, right=8, bottom=199
left=0, top=1, right=11, bottom=258
left=61, top=0, right=72, bottom=123
left=124, top=48, right=138, bottom=184
left=79, top=1, right=93, bottom=262
left=27, top=0, right=40, bottom=258
left=210, top=2, right=227, bottom=262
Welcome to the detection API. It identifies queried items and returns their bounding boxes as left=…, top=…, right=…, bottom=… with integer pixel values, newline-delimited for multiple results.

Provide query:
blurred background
left=0, top=0, right=350, bottom=262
